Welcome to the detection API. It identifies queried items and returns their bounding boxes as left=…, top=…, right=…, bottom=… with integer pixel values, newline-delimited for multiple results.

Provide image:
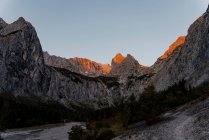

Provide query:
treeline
left=1, top=80, right=209, bottom=139
left=80, top=81, right=209, bottom=127
left=68, top=81, right=209, bottom=140
left=120, top=81, right=209, bottom=125
left=76, top=81, right=209, bottom=126
left=0, top=92, right=120, bottom=130
left=0, top=92, right=72, bottom=129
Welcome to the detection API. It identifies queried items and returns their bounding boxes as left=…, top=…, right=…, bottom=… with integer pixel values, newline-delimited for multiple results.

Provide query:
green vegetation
left=0, top=92, right=72, bottom=129
left=1, top=80, right=209, bottom=140
left=69, top=81, right=209, bottom=140
left=0, top=135, right=3, bottom=140
left=121, top=81, right=209, bottom=125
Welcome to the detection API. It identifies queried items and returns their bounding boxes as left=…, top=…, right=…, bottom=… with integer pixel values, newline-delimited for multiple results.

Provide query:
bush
left=68, top=125, right=85, bottom=140
left=68, top=125, right=115, bottom=140
left=96, top=129, right=115, bottom=140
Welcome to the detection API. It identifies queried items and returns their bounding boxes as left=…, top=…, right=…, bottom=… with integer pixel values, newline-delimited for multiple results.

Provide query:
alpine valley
left=1, top=4, right=209, bottom=140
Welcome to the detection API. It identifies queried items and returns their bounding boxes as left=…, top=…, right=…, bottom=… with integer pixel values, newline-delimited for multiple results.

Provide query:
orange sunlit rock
left=72, top=57, right=111, bottom=74
left=112, top=53, right=125, bottom=64
left=161, top=36, right=186, bottom=59
left=101, top=64, right=112, bottom=74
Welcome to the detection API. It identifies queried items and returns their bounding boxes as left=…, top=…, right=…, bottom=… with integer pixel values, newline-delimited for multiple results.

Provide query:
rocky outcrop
left=111, top=53, right=126, bottom=67
left=160, top=36, right=186, bottom=60
left=70, top=57, right=111, bottom=75
left=153, top=6, right=209, bottom=91
left=151, top=36, right=186, bottom=73
left=0, top=18, right=8, bottom=30
left=45, top=67, right=121, bottom=109
left=0, top=17, right=47, bottom=96
left=44, top=52, right=111, bottom=76
left=44, top=52, right=76, bottom=72
left=109, top=53, right=147, bottom=78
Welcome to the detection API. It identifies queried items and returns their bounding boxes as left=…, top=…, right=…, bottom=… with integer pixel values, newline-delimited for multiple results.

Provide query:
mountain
left=69, top=57, right=111, bottom=75
left=44, top=52, right=111, bottom=76
left=1, top=5, right=209, bottom=110
left=0, top=18, right=8, bottom=29
left=126, top=7, right=209, bottom=94
left=160, top=36, right=186, bottom=60
left=111, top=53, right=126, bottom=66
left=109, top=53, right=147, bottom=79
left=0, top=17, right=121, bottom=109
left=0, top=17, right=47, bottom=96
left=151, top=36, right=186, bottom=73
left=152, top=7, right=209, bottom=91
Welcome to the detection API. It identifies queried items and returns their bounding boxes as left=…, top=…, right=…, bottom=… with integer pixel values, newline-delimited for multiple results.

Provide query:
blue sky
left=0, top=0, right=208, bottom=65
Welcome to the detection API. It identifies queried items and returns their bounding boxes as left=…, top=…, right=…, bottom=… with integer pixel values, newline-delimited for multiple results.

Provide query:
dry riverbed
left=0, top=122, right=85, bottom=140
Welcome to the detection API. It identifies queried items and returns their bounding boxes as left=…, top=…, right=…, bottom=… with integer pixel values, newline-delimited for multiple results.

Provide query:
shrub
left=68, top=125, right=85, bottom=140
left=96, top=129, right=115, bottom=140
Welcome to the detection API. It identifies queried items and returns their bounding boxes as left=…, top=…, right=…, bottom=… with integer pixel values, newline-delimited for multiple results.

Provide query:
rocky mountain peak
left=0, top=17, right=31, bottom=36
left=0, top=18, right=8, bottom=30
left=109, top=53, right=145, bottom=78
left=44, top=52, right=112, bottom=76
left=160, top=36, right=186, bottom=60
left=17, top=17, right=26, bottom=22
left=207, top=5, right=209, bottom=13
left=112, top=53, right=125, bottom=66
left=125, top=54, right=138, bottom=62
left=70, top=57, right=111, bottom=75
left=0, top=17, right=46, bottom=96
left=152, top=6, right=209, bottom=91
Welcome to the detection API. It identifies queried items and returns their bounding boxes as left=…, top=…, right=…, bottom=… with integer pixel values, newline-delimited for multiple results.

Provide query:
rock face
left=1, top=5, right=209, bottom=109
left=44, top=52, right=111, bottom=76
left=0, top=17, right=121, bottom=109
left=127, top=5, right=209, bottom=94
left=109, top=53, right=147, bottom=78
left=153, top=6, right=209, bottom=91
left=44, top=52, right=76, bottom=73
left=45, top=67, right=121, bottom=109
left=151, top=36, right=186, bottom=73
left=70, top=57, right=111, bottom=75
left=111, top=53, right=126, bottom=67
left=0, top=18, right=8, bottom=30
left=160, top=36, right=186, bottom=60
left=0, top=17, right=47, bottom=96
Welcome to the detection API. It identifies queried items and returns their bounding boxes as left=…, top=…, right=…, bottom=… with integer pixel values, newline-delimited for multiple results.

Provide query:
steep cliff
left=45, top=66, right=121, bottom=109
left=151, top=36, right=186, bottom=73
left=153, top=6, right=209, bottom=91
left=0, top=17, right=47, bottom=96
left=0, top=17, right=121, bottom=109
left=1, top=5, right=209, bottom=110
